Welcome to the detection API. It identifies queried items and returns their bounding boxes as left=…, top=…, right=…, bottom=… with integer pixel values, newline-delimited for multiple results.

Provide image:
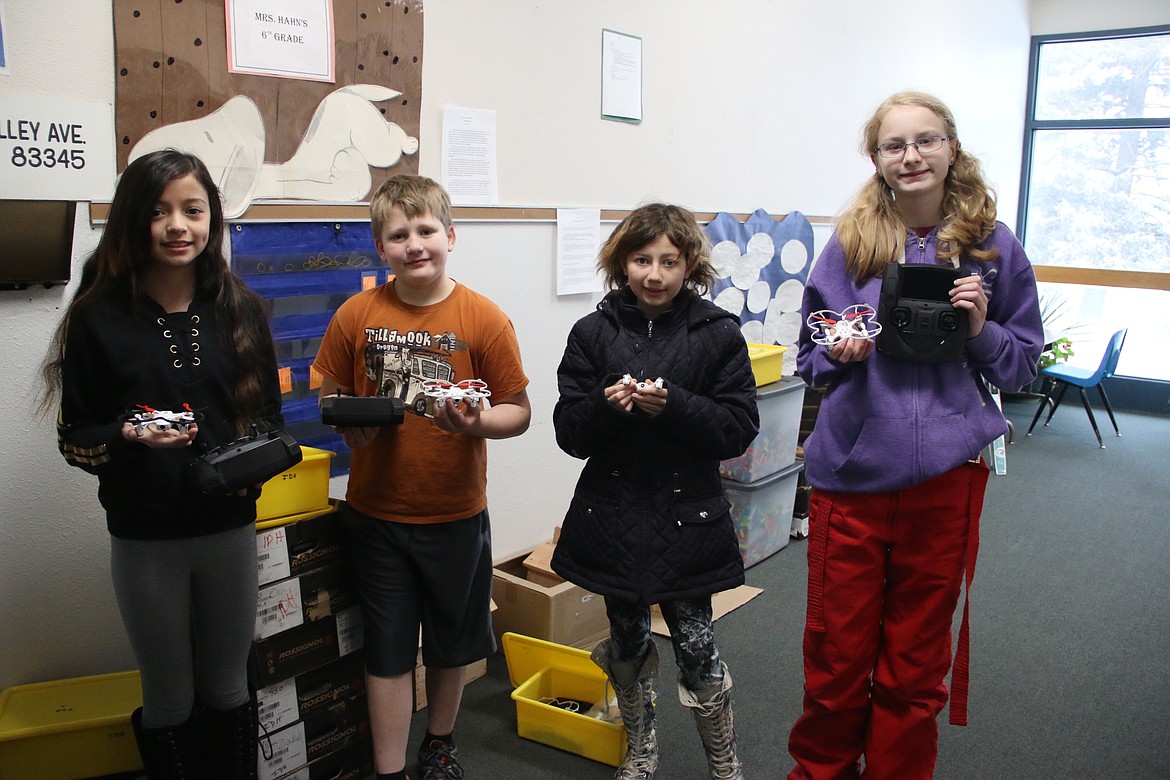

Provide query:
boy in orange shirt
left=314, top=175, right=531, bottom=780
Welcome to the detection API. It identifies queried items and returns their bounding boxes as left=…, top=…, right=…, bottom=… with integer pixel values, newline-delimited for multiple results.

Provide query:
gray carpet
left=410, top=398, right=1169, bottom=780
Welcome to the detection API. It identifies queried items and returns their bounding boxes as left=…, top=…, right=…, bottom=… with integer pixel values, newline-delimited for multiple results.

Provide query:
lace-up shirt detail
left=157, top=312, right=204, bottom=372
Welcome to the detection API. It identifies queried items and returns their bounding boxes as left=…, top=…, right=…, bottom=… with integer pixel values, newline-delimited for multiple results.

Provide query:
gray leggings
left=605, top=596, right=723, bottom=691
left=111, top=524, right=258, bottom=728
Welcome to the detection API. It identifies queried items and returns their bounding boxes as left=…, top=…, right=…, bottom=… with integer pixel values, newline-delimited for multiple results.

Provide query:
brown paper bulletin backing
left=112, top=0, right=422, bottom=189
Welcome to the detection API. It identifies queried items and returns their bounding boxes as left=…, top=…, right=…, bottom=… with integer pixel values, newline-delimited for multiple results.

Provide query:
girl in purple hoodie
left=787, top=91, right=1043, bottom=780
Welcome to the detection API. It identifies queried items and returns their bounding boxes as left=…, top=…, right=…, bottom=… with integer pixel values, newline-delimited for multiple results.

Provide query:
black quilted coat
left=551, top=289, right=760, bottom=605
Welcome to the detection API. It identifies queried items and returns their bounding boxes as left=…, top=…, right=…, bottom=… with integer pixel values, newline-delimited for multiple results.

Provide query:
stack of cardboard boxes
left=252, top=505, right=373, bottom=780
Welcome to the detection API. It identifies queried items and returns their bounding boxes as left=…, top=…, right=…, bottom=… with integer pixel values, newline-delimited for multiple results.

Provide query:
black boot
left=199, top=694, right=259, bottom=779
left=131, top=707, right=202, bottom=780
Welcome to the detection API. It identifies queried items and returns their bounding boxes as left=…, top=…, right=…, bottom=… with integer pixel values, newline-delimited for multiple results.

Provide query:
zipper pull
left=647, top=320, right=654, bottom=339
left=919, top=235, right=926, bottom=250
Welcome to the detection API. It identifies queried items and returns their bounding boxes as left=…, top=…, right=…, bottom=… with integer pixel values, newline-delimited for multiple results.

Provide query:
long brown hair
left=836, top=90, right=1000, bottom=281
left=40, top=149, right=274, bottom=435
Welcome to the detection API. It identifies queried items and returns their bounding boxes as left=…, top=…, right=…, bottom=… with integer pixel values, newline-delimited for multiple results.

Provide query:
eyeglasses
left=875, top=136, right=952, bottom=158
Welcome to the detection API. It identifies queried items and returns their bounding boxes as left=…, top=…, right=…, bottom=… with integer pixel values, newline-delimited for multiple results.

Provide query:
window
left=1018, top=25, right=1170, bottom=383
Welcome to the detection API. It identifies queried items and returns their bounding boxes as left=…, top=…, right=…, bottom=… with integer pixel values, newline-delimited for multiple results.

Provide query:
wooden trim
left=87, top=201, right=837, bottom=226
left=85, top=201, right=1170, bottom=293
left=1032, top=265, right=1170, bottom=291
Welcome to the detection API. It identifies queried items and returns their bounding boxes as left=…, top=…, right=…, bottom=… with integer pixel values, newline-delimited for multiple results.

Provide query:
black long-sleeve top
left=57, top=289, right=282, bottom=540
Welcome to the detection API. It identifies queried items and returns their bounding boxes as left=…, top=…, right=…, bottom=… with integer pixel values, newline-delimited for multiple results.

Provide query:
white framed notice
left=225, top=0, right=335, bottom=83
left=0, top=94, right=116, bottom=201
left=601, top=29, right=642, bottom=123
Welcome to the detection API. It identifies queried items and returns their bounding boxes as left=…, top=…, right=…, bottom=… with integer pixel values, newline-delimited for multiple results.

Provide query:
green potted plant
left=1038, top=337, right=1075, bottom=370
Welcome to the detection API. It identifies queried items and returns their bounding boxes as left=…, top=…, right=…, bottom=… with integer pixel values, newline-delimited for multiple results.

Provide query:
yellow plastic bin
left=746, top=343, right=786, bottom=386
left=501, top=632, right=626, bottom=767
left=255, top=446, right=335, bottom=522
left=0, top=671, right=143, bottom=780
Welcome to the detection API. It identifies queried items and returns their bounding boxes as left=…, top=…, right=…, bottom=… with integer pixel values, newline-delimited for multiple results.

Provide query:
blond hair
left=837, top=90, right=999, bottom=281
left=369, top=174, right=453, bottom=238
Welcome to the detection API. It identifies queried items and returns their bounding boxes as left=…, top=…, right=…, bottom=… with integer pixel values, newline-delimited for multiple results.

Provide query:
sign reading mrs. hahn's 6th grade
left=0, top=94, right=115, bottom=201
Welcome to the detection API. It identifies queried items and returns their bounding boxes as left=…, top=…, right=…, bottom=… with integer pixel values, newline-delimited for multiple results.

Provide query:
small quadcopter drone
left=621, top=374, right=664, bottom=390
left=806, top=304, right=883, bottom=346
left=421, top=378, right=493, bottom=408
left=124, top=403, right=200, bottom=435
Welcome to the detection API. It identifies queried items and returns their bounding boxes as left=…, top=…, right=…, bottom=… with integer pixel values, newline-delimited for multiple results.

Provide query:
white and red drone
left=806, top=304, right=883, bottom=346
left=422, top=378, right=493, bottom=408
left=125, top=403, right=200, bottom=435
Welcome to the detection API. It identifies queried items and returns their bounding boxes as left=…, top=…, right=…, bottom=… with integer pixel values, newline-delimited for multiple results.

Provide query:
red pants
left=787, top=461, right=988, bottom=780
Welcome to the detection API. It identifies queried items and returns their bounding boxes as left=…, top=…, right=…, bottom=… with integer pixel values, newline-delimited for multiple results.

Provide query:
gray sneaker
left=418, top=738, right=464, bottom=780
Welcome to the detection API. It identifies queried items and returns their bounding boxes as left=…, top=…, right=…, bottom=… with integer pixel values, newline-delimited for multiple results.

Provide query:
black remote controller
left=320, top=396, right=406, bottom=427
left=189, top=429, right=302, bottom=495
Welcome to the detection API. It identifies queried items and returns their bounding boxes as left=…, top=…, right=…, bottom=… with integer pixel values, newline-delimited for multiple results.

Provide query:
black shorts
left=341, top=504, right=496, bottom=677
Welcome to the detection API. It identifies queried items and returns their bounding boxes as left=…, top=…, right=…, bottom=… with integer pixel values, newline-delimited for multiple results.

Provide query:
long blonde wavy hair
left=836, top=90, right=999, bottom=282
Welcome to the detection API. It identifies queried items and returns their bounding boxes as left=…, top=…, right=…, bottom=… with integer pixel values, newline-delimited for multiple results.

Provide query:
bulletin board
left=111, top=0, right=422, bottom=189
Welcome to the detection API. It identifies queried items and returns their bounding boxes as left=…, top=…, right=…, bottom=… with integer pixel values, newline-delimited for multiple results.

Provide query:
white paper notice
left=441, top=107, right=499, bottom=205
left=225, top=0, right=335, bottom=82
left=556, top=208, right=603, bottom=296
left=601, top=29, right=642, bottom=122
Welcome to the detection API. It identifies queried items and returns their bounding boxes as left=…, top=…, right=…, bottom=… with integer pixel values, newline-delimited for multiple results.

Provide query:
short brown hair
left=369, top=174, right=453, bottom=238
left=598, top=203, right=715, bottom=295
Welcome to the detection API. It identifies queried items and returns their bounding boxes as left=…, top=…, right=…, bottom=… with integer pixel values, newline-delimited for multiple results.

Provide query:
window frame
left=1017, top=25, right=1170, bottom=407
left=1016, top=23, right=1170, bottom=293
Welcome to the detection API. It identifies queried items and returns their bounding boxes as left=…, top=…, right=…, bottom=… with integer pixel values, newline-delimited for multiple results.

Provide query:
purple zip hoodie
left=798, top=222, right=1043, bottom=493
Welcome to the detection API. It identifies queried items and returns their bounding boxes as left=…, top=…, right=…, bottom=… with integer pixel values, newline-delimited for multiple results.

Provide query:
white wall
left=0, top=0, right=1051, bottom=691
left=1031, top=0, right=1168, bottom=34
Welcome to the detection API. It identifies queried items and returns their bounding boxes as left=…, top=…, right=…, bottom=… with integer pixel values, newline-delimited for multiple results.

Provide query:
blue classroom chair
left=1026, top=328, right=1127, bottom=448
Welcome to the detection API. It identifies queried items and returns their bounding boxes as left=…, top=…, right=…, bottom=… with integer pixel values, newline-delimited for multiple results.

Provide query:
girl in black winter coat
left=552, top=203, right=759, bottom=780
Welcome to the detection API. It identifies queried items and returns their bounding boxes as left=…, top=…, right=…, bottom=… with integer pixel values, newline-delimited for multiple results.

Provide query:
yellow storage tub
left=255, top=446, right=335, bottom=522
left=255, top=499, right=340, bottom=532
left=501, top=632, right=626, bottom=767
left=0, top=671, right=142, bottom=780
left=747, top=343, right=786, bottom=386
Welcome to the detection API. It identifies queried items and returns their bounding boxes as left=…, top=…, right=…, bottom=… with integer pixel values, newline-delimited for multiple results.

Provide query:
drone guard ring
left=124, top=404, right=200, bottom=435
left=422, top=378, right=492, bottom=408
left=807, top=304, right=883, bottom=346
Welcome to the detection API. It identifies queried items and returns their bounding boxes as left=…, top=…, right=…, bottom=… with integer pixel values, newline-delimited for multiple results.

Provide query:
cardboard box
left=522, top=540, right=563, bottom=588
left=249, top=605, right=364, bottom=688
left=501, top=632, right=626, bottom=767
left=0, top=671, right=142, bottom=780
left=720, top=375, right=805, bottom=483
left=271, top=735, right=374, bottom=780
left=411, top=654, right=489, bottom=713
left=256, top=504, right=348, bottom=587
left=650, top=585, right=763, bottom=637
left=257, top=690, right=369, bottom=780
left=491, top=549, right=610, bottom=651
left=723, top=459, right=804, bottom=567
left=257, top=653, right=366, bottom=734
left=255, top=560, right=360, bottom=641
